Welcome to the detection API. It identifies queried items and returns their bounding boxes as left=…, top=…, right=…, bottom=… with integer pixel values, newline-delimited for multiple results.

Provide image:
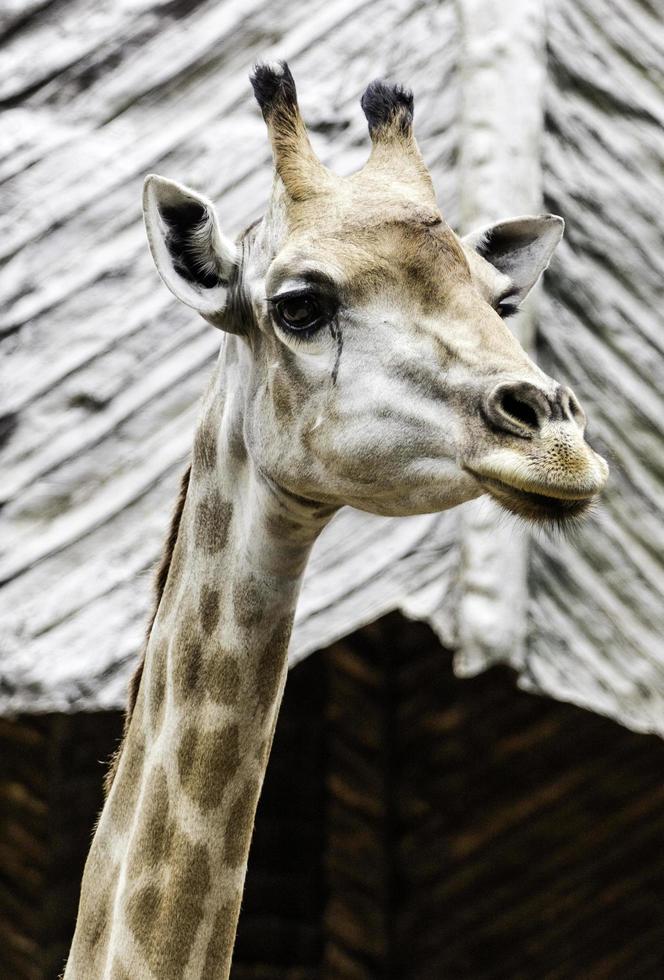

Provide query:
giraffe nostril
left=484, top=381, right=550, bottom=438
left=498, top=390, right=540, bottom=430
left=564, top=389, right=586, bottom=426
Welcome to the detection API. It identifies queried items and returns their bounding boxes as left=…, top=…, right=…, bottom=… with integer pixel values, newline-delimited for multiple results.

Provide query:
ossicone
left=250, top=60, right=298, bottom=121
left=248, top=64, right=426, bottom=198
left=248, top=60, right=331, bottom=201
left=360, top=79, right=414, bottom=140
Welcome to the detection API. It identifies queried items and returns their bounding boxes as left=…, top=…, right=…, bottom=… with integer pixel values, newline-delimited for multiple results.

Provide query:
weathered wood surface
left=0, top=0, right=460, bottom=714
left=454, top=0, right=547, bottom=674
left=1, top=0, right=663, bottom=734
left=526, top=0, right=664, bottom=733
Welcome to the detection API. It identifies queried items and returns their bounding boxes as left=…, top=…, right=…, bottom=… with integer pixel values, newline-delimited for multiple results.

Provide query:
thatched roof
left=1, top=0, right=662, bottom=733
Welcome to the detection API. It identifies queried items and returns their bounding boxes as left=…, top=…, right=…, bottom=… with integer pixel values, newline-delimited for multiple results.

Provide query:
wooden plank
left=454, top=0, right=547, bottom=676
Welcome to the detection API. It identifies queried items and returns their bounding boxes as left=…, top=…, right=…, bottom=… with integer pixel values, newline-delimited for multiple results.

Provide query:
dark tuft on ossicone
left=360, top=79, right=414, bottom=136
left=250, top=61, right=298, bottom=121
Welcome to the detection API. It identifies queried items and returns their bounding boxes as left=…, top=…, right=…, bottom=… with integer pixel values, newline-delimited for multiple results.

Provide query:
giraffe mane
left=104, top=465, right=191, bottom=795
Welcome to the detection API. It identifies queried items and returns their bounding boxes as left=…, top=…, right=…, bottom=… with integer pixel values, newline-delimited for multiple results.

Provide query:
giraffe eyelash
left=497, top=301, right=519, bottom=319
left=495, top=288, right=520, bottom=319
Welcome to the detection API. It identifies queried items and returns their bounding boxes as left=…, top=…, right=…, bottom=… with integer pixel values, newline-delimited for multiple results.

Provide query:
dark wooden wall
left=323, top=614, right=664, bottom=978
left=233, top=655, right=326, bottom=980
left=2, top=616, right=664, bottom=979
left=0, top=711, right=123, bottom=979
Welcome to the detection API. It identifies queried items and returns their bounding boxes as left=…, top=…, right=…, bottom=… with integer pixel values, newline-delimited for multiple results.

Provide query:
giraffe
left=64, top=63, right=608, bottom=979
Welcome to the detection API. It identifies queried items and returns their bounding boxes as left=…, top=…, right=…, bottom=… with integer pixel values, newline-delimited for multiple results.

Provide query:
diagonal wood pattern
left=0, top=0, right=662, bottom=737
left=526, top=0, right=664, bottom=732
left=0, top=0, right=460, bottom=712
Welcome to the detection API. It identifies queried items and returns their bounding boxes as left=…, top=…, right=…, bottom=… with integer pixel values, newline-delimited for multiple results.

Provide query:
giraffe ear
left=143, top=174, right=238, bottom=325
left=463, top=214, right=564, bottom=303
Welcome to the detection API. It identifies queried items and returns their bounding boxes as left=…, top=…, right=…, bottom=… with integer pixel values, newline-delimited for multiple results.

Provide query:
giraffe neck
left=65, top=339, right=332, bottom=979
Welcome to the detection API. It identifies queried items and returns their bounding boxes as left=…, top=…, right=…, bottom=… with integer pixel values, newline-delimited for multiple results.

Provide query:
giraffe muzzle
left=465, top=380, right=609, bottom=521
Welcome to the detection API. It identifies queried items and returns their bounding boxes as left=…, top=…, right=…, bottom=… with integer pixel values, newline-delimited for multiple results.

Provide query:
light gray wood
left=1, top=0, right=662, bottom=739
left=0, top=0, right=461, bottom=714
left=522, top=0, right=664, bottom=735
left=454, top=0, right=546, bottom=676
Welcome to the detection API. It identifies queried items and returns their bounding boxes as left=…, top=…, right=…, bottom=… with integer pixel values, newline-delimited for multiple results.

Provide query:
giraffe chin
left=467, top=472, right=597, bottom=525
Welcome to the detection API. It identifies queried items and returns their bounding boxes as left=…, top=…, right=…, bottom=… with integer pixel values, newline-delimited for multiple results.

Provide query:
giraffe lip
left=465, top=444, right=609, bottom=503
left=465, top=469, right=595, bottom=521
left=474, top=473, right=594, bottom=502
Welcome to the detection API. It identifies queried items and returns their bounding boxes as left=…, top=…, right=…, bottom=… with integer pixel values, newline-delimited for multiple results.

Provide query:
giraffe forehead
left=284, top=178, right=440, bottom=226
left=286, top=179, right=441, bottom=234
left=274, top=157, right=441, bottom=235
left=269, top=217, right=470, bottom=304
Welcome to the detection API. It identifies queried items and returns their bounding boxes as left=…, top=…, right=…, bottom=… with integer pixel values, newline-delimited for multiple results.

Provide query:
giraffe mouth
left=467, top=471, right=596, bottom=524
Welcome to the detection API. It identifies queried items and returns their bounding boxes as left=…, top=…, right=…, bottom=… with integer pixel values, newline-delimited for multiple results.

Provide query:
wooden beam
left=454, top=0, right=548, bottom=675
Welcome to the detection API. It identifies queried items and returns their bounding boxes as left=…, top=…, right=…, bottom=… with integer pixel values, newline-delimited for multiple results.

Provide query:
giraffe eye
left=495, top=290, right=520, bottom=319
left=270, top=291, right=334, bottom=335
left=496, top=300, right=518, bottom=319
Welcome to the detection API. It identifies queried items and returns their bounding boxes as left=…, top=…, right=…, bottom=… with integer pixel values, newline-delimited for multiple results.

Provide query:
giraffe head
left=144, top=63, right=607, bottom=524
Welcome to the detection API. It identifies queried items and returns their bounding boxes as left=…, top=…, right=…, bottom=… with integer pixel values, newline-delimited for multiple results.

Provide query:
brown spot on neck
left=172, top=607, right=203, bottom=704
left=232, top=575, right=265, bottom=630
left=199, top=585, right=221, bottom=635
left=195, top=490, right=233, bottom=554
left=126, top=828, right=210, bottom=979
left=82, top=877, right=114, bottom=955
left=170, top=602, right=241, bottom=706
left=177, top=723, right=240, bottom=811
left=107, top=733, right=146, bottom=832
left=254, top=615, right=292, bottom=714
left=127, top=766, right=174, bottom=875
left=203, top=906, right=238, bottom=977
left=206, top=654, right=241, bottom=705
left=147, top=638, right=168, bottom=731
left=192, top=419, right=218, bottom=473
